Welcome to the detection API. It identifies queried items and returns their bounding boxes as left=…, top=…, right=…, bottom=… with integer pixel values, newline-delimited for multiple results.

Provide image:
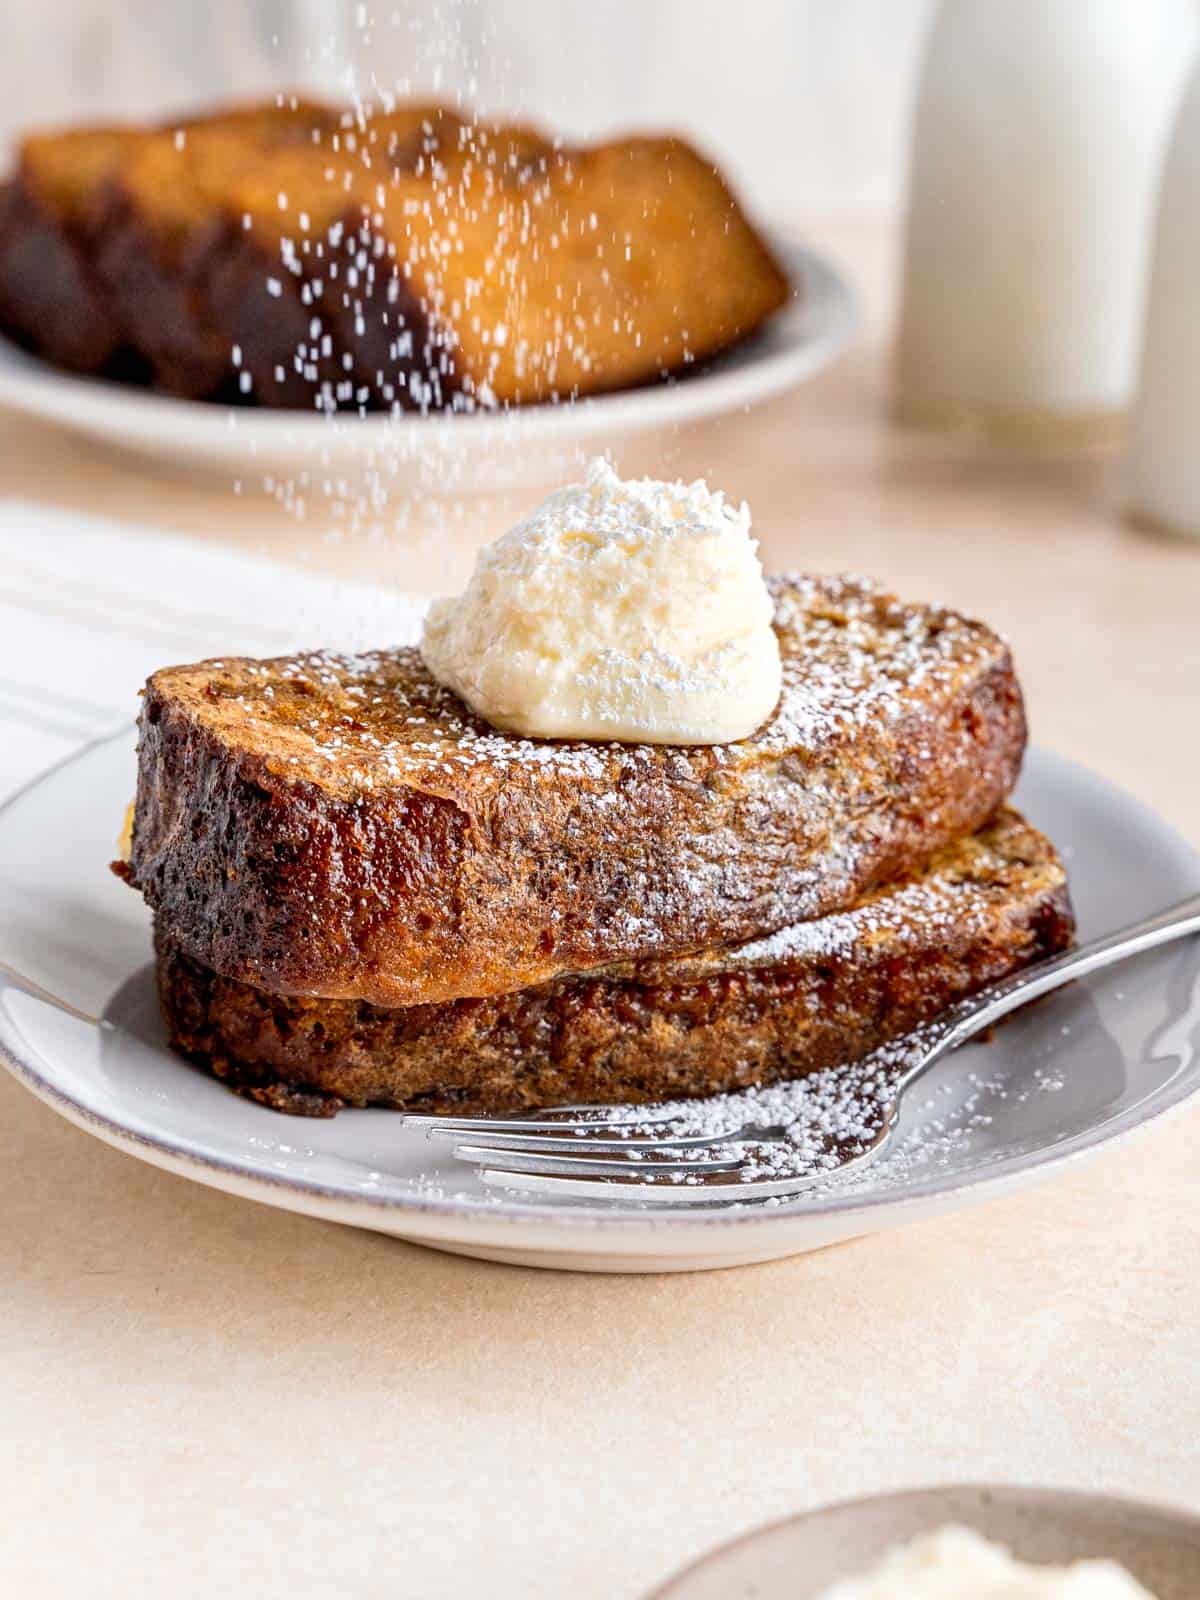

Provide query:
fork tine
left=451, top=1143, right=742, bottom=1178
left=425, top=1125, right=719, bottom=1153
left=474, top=1137, right=890, bottom=1203
left=476, top=1165, right=847, bottom=1204
left=401, top=1109, right=688, bottom=1135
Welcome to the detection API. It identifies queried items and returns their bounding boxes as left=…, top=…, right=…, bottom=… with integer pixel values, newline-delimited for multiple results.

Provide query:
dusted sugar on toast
left=155, top=809, right=1073, bottom=1117
left=123, top=573, right=1027, bottom=1008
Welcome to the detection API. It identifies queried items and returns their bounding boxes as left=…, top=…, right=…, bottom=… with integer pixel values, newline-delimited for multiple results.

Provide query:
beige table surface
left=2, top=223, right=1198, bottom=1599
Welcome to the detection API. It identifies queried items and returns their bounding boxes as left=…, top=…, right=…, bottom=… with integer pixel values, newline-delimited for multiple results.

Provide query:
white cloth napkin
left=0, top=500, right=425, bottom=800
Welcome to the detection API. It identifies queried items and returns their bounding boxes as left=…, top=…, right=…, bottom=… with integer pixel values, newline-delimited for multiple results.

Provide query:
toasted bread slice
left=95, top=101, right=338, bottom=396
left=197, top=116, right=788, bottom=411
left=374, top=131, right=791, bottom=406
left=0, top=100, right=336, bottom=380
left=192, top=105, right=465, bottom=408
left=154, top=808, right=1073, bottom=1117
left=0, top=103, right=787, bottom=408
left=123, top=575, right=1027, bottom=1008
left=0, top=126, right=145, bottom=372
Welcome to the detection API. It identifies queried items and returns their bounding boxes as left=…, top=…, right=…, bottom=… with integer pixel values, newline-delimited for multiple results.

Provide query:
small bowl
left=647, top=1485, right=1200, bottom=1598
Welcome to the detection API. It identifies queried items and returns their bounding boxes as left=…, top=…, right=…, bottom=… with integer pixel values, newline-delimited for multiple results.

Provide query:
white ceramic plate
left=1, top=732, right=1199, bottom=1274
left=647, top=1485, right=1200, bottom=1597
left=0, top=238, right=855, bottom=488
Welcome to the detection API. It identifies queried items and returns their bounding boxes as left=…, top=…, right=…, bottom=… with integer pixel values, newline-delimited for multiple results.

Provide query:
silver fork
left=403, top=891, right=1200, bottom=1205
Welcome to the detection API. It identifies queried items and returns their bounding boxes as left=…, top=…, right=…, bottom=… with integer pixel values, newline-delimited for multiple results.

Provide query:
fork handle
left=0, top=957, right=103, bottom=1026
left=935, top=889, right=1200, bottom=1057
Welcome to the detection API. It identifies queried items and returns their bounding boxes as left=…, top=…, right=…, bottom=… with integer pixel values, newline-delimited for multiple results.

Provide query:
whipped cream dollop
left=419, top=459, right=782, bottom=744
left=817, top=1526, right=1157, bottom=1600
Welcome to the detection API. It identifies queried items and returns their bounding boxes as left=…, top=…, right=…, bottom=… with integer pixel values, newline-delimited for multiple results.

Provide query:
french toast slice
left=0, top=102, right=787, bottom=409
left=193, top=105, right=465, bottom=408
left=374, top=131, right=792, bottom=406
left=199, top=117, right=788, bottom=410
left=154, top=808, right=1074, bottom=1117
left=95, top=101, right=339, bottom=397
left=123, top=575, right=1027, bottom=1008
left=0, top=101, right=336, bottom=381
left=0, top=125, right=145, bottom=373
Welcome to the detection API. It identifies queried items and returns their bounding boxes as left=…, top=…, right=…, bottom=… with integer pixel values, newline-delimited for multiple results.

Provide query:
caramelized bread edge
left=153, top=809, right=1074, bottom=1116
left=124, top=582, right=1028, bottom=1007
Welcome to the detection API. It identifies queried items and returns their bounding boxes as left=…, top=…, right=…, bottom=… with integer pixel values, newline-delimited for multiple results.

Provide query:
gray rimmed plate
left=1, top=731, right=1199, bottom=1273
left=646, top=1485, right=1200, bottom=1597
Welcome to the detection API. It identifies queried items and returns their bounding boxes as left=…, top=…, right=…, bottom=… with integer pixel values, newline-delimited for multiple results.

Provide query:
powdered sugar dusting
left=496, top=455, right=753, bottom=547
left=731, top=875, right=993, bottom=970
left=586, top=1033, right=926, bottom=1180
left=198, top=572, right=998, bottom=789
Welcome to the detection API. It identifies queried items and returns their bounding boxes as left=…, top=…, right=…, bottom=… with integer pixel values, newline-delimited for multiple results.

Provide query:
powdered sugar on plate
left=435, top=1011, right=1077, bottom=1208
left=562, top=1031, right=931, bottom=1189
left=402, top=1023, right=1034, bottom=1208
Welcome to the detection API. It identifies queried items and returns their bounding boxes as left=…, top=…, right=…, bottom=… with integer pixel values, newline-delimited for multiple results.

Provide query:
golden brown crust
left=154, top=809, right=1074, bottom=1117
left=126, top=575, right=1028, bottom=1007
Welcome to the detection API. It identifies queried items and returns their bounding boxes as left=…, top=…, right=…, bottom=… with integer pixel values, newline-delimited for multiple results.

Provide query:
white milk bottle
left=1129, top=62, right=1200, bottom=539
left=896, top=0, right=1197, bottom=441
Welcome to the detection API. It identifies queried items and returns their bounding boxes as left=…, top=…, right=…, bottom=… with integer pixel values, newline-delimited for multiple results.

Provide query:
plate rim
left=1, top=729, right=1199, bottom=1244
left=0, top=236, right=858, bottom=455
left=644, top=1483, right=1200, bottom=1598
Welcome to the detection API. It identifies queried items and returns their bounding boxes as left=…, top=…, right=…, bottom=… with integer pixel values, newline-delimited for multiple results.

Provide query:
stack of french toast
left=0, top=97, right=789, bottom=410
left=117, top=574, right=1073, bottom=1118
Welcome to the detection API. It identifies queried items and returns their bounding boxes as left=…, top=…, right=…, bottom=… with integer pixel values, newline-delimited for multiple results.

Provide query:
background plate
left=1, top=734, right=1199, bottom=1273
left=647, top=1485, right=1200, bottom=1597
left=0, top=238, right=856, bottom=489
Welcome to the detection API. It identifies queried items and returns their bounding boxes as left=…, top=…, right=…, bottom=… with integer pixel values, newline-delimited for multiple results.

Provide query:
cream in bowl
left=817, top=1524, right=1158, bottom=1599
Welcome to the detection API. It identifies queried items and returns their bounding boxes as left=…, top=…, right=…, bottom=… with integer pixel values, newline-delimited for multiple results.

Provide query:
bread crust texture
left=126, top=575, right=1028, bottom=1008
left=154, top=809, right=1074, bottom=1116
